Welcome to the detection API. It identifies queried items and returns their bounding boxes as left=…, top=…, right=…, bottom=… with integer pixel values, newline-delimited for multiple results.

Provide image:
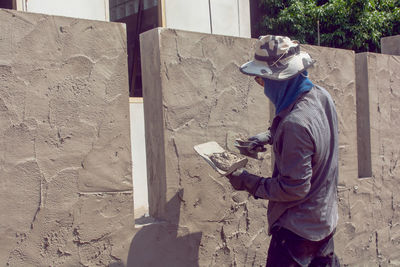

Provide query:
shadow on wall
left=126, top=190, right=202, bottom=267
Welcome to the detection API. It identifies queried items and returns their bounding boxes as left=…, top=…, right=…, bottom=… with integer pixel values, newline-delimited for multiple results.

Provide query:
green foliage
left=258, top=0, right=400, bottom=52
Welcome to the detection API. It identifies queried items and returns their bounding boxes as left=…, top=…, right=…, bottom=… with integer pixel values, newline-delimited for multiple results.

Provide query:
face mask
left=263, top=71, right=314, bottom=114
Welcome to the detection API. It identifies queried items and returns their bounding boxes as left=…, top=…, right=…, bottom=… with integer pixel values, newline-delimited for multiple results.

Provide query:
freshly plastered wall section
left=381, top=35, right=400, bottom=56
left=0, top=9, right=134, bottom=266
left=348, top=52, right=400, bottom=266
left=140, top=28, right=359, bottom=266
left=141, top=28, right=272, bottom=266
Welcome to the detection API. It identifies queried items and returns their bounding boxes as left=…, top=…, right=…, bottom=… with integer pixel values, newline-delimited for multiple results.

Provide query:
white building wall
left=130, top=99, right=149, bottom=218
left=164, top=0, right=251, bottom=38
left=238, top=0, right=251, bottom=38
left=210, top=0, right=240, bottom=36
left=164, top=0, right=211, bottom=34
left=15, top=0, right=110, bottom=21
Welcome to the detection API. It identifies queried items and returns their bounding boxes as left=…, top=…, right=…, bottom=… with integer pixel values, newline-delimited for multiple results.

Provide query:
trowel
left=194, top=132, right=267, bottom=176
left=226, top=131, right=266, bottom=160
left=193, top=141, right=248, bottom=176
left=233, top=139, right=267, bottom=159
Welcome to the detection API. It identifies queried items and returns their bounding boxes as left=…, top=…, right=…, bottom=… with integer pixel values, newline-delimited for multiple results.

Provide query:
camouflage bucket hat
left=240, top=35, right=315, bottom=81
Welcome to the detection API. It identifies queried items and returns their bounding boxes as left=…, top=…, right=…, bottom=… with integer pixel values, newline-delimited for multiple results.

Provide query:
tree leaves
left=259, top=0, right=400, bottom=52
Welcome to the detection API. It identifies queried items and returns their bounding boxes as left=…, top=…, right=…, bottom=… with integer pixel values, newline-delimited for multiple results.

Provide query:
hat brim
left=240, top=51, right=315, bottom=81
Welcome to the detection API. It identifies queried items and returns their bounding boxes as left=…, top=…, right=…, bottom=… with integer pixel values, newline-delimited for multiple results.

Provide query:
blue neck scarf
left=263, top=71, right=314, bottom=114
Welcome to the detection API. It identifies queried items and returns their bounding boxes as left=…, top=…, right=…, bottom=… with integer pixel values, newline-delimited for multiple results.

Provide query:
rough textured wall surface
left=140, top=28, right=359, bottom=266
left=141, top=28, right=272, bottom=267
left=381, top=35, right=400, bottom=56
left=350, top=52, right=400, bottom=266
left=0, top=9, right=134, bottom=266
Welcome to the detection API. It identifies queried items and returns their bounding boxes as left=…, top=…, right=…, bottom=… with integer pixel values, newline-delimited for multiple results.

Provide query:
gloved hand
left=248, top=131, right=272, bottom=146
left=227, top=169, right=263, bottom=196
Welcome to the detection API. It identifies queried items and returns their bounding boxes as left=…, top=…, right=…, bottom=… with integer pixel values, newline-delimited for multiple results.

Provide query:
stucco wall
left=139, top=28, right=366, bottom=266
left=141, top=27, right=272, bottom=266
left=348, top=52, right=400, bottom=266
left=381, top=35, right=400, bottom=56
left=2, top=8, right=400, bottom=266
left=0, top=9, right=134, bottom=266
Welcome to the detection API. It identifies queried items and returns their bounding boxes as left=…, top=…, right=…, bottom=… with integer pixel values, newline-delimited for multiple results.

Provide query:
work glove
left=248, top=131, right=272, bottom=147
left=227, top=169, right=263, bottom=196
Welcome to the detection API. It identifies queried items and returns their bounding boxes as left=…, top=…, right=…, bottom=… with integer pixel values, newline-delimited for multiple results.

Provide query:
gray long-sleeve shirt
left=254, top=85, right=339, bottom=241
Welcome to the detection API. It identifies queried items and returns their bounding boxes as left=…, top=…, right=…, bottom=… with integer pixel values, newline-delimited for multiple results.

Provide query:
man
left=228, top=35, right=340, bottom=266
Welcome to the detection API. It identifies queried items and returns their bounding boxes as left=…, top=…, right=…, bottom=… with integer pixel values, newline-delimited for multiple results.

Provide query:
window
left=109, top=0, right=160, bottom=97
left=0, top=0, right=13, bottom=9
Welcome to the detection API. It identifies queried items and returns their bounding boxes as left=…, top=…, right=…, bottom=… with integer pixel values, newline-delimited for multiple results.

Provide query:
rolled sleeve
left=255, top=121, right=314, bottom=202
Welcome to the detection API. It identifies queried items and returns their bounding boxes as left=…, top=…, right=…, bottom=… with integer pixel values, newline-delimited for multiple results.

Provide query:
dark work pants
left=266, top=227, right=340, bottom=267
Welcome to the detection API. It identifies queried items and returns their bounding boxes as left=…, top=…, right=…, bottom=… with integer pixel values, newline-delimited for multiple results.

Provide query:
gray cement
left=0, top=9, right=134, bottom=266
left=351, top=52, right=400, bottom=265
left=140, top=28, right=400, bottom=266
left=381, top=35, right=400, bottom=56
left=1, top=8, right=400, bottom=266
left=140, top=28, right=362, bottom=266
left=141, top=28, right=272, bottom=266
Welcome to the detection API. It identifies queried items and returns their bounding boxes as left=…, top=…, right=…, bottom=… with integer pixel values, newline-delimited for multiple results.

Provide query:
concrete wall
left=0, top=9, right=134, bottom=266
left=140, top=28, right=272, bottom=266
left=381, top=35, right=400, bottom=56
left=2, top=7, right=400, bottom=265
left=349, top=52, right=400, bottom=266
left=139, top=28, right=362, bottom=266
